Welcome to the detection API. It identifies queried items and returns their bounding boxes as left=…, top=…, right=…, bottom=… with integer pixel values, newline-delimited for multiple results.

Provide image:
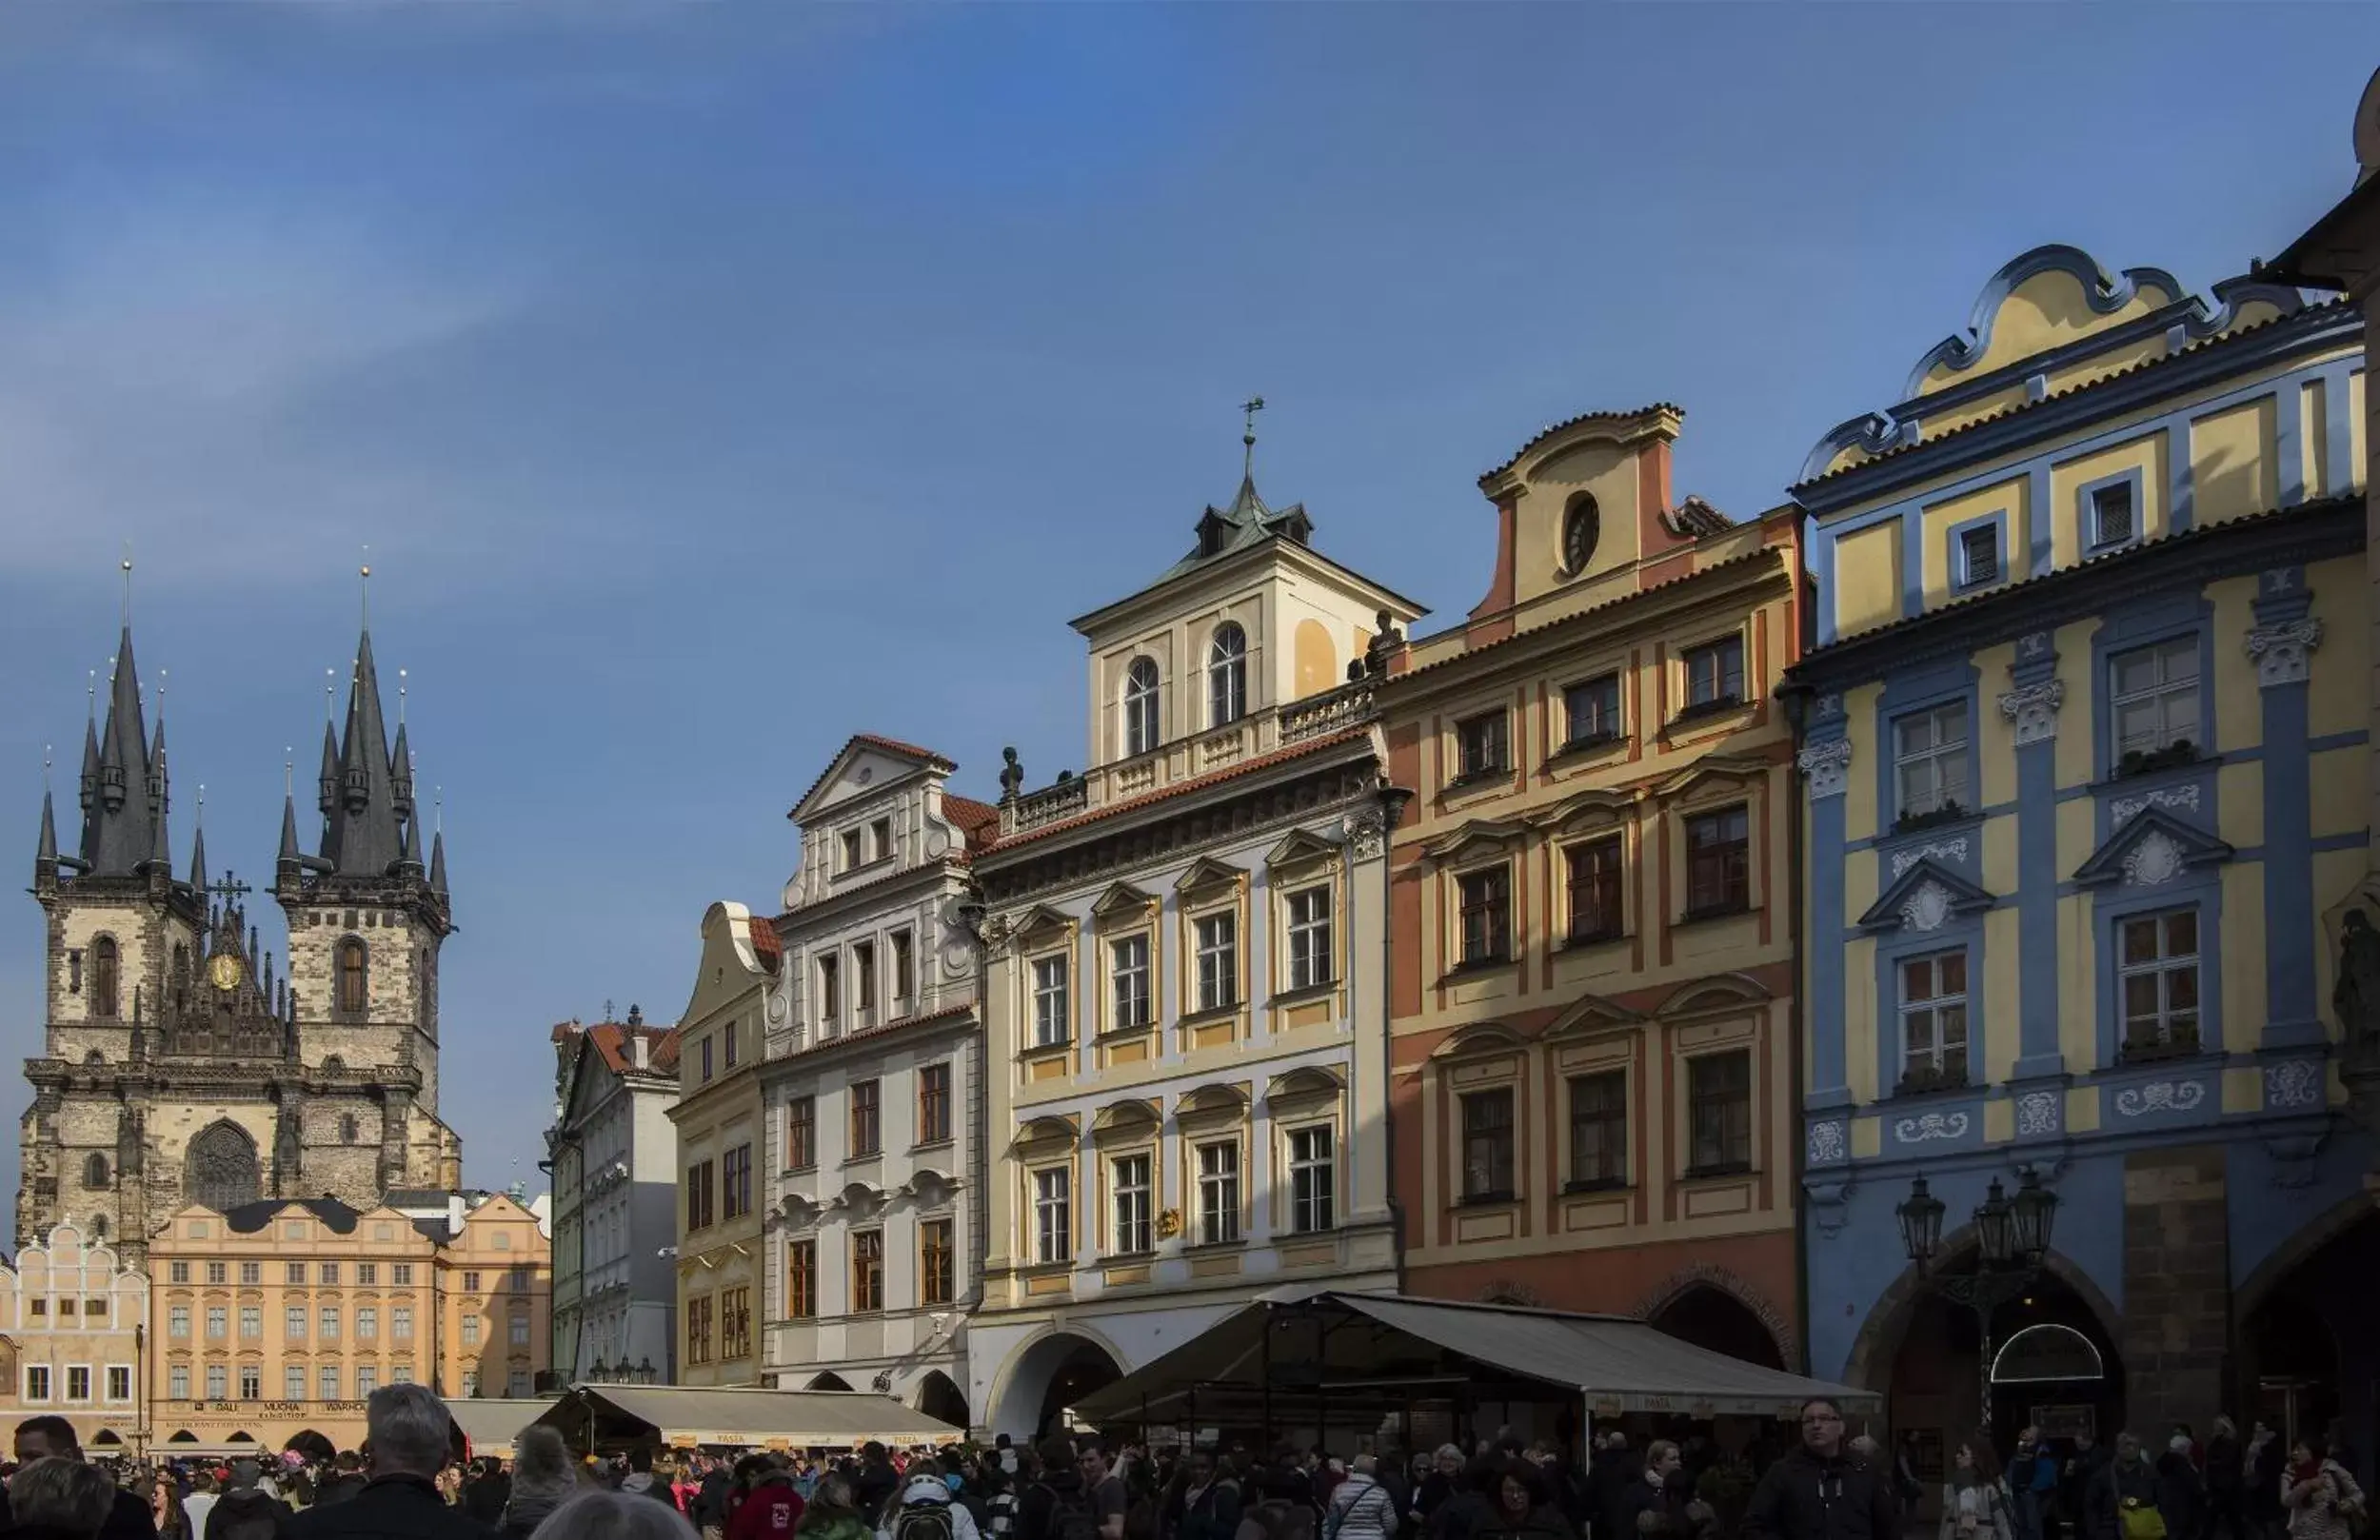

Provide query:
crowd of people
left=0, top=1394, right=2365, bottom=1540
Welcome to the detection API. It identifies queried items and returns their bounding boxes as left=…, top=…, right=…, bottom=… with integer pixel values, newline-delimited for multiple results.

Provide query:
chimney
left=631, top=1032, right=649, bottom=1071
left=448, top=1193, right=466, bottom=1237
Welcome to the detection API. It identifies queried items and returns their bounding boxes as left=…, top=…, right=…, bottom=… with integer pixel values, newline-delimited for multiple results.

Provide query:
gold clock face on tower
left=208, top=953, right=244, bottom=993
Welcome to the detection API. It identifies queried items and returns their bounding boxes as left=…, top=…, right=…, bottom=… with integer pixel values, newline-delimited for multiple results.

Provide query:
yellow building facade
left=1789, top=246, right=2369, bottom=1447
left=435, top=1194, right=552, bottom=1402
left=668, top=903, right=773, bottom=1389
left=1377, top=405, right=1808, bottom=1367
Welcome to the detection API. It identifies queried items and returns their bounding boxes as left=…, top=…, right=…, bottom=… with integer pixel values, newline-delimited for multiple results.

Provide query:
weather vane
left=1240, top=396, right=1265, bottom=477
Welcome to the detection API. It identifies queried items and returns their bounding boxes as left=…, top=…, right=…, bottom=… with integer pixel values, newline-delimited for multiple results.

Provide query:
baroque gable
left=1856, top=858, right=1996, bottom=936
left=2072, top=806, right=2233, bottom=890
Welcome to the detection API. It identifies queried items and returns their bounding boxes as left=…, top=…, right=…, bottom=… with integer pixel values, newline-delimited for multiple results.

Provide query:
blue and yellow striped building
left=1788, top=245, right=2370, bottom=1457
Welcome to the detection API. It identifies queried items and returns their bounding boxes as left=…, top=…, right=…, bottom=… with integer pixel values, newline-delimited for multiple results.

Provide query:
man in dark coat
left=13, top=1414, right=160, bottom=1540
left=288, top=1386, right=502, bottom=1540
left=317, top=1453, right=371, bottom=1508
left=1738, top=1400, right=1896, bottom=1540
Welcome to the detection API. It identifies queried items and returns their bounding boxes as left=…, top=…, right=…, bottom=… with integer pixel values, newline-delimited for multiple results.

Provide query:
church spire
left=279, top=754, right=302, bottom=868
left=429, top=827, right=447, bottom=898
left=188, top=784, right=208, bottom=892
left=319, top=627, right=405, bottom=878
left=35, top=782, right=57, bottom=878
left=84, top=624, right=155, bottom=877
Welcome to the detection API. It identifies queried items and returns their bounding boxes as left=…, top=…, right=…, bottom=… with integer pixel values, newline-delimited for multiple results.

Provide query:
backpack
left=899, top=1499, right=960, bottom=1540
left=1041, top=1484, right=1101, bottom=1540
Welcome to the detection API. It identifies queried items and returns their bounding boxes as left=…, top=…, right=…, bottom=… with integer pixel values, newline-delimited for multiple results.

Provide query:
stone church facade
left=23, top=621, right=463, bottom=1267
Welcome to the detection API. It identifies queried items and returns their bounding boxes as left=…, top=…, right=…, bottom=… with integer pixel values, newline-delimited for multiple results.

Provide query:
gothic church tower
left=24, top=620, right=461, bottom=1266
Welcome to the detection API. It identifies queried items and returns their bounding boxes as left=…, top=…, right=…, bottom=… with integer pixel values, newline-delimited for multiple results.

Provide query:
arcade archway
left=991, top=1331, right=1125, bottom=1438
left=808, top=1372, right=854, bottom=1392
left=2237, top=1206, right=2380, bottom=1457
left=914, top=1370, right=970, bottom=1430
left=1649, top=1285, right=1787, bottom=1371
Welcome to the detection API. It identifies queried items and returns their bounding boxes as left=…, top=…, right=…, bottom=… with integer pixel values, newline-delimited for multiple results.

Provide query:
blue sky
left=2, top=6, right=2374, bottom=1205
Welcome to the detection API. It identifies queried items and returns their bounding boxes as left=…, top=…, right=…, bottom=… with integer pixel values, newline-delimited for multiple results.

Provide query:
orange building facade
left=1379, top=405, right=1807, bottom=1368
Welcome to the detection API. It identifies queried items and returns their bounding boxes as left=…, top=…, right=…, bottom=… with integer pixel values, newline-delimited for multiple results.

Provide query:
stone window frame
left=89, top=935, right=121, bottom=1020
left=332, top=935, right=370, bottom=1022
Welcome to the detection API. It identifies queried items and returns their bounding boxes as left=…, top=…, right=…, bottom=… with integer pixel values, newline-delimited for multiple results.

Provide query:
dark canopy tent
left=1073, top=1289, right=1878, bottom=1439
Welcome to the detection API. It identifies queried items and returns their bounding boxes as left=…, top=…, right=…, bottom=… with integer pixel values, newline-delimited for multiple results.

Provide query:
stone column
left=2122, top=1147, right=2231, bottom=1436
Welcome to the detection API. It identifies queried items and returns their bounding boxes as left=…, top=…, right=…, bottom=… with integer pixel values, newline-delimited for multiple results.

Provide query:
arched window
left=1562, top=493, right=1600, bottom=574
left=90, top=938, right=119, bottom=1019
left=336, top=938, right=368, bottom=1017
left=183, top=1120, right=262, bottom=1213
left=89, top=1214, right=106, bottom=1238
left=83, top=1154, right=109, bottom=1190
left=339, top=1115, right=359, bottom=1146
left=1122, top=658, right=1161, bottom=758
left=1207, top=623, right=1248, bottom=727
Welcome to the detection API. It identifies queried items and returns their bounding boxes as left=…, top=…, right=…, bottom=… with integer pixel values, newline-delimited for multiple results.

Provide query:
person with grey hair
left=9, top=1455, right=122, bottom=1540
left=528, top=1490, right=698, bottom=1540
left=286, top=1384, right=500, bottom=1540
left=502, top=1428, right=581, bottom=1538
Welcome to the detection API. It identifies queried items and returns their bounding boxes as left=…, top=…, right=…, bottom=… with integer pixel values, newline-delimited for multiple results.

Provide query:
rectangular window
left=1568, top=1071, right=1628, bottom=1189
left=1033, top=1167, right=1071, bottom=1265
left=463, top=1271, right=481, bottom=1293
left=355, top=1366, right=377, bottom=1397
left=392, top=1304, right=413, bottom=1341
left=207, top=1262, right=228, bottom=1286
left=869, top=817, right=893, bottom=862
left=24, top=1366, right=50, bottom=1402
left=1196, top=1141, right=1240, bottom=1245
left=1682, top=636, right=1746, bottom=711
left=1460, top=1089, right=1517, bottom=1202
left=171, top=1366, right=189, bottom=1400
left=169, top=1262, right=190, bottom=1285
left=685, top=1294, right=712, bottom=1367
left=169, top=1306, right=189, bottom=1338
left=206, top=1307, right=227, bottom=1340
left=850, top=1080, right=882, bottom=1157
left=1566, top=839, right=1624, bottom=942
left=786, top=1239, right=817, bottom=1319
left=1456, top=711, right=1510, bottom=780
left=840, top=827, right=863, bottom=871
left=700, top=1035, right=714, bottom=1083
left=206, top=1365, right=227, bottom=1399
left=2090, top=480, right=2136, bottom=548
left=320, top=1306, right=341, bottom=1341
left=287, top=1306, right=306, bottom=1339
left=66, top=1366, right=90, bottom=1402
left=854, top=940, right=877, bottom=1014
left=239, top=1365, right=260, bottom=1400
left=240, top=1306, right=262, bottom=1339
left=850, top=1230, right=885, bottom=1313
left=918, top=1065, right=952, bottom=1146
left=107, top=1366, right=130, bottom=1402
left=1685, top=807, right=1752, bottom=916
left=1894, top=703, right=1971, bottom=820
left=1688, top=1051, right=1754, bottom=1174
left=391, top=1364, right=413, bottom=1386
left=1033, top=955, right=1071, bottom=1046
left=723, top=1143, right=752, bottom=1220
left=685, top=1159, right=716, bottom=1231
left=1899, top=950, right=1971, bottom=1087
left=1957, top=523, right=2001, bottom=587
left=1287, top=886, right=1334, bottom=990
left=356, top=1263, right=377, bottom=1286
left=1458, top=865, right=1513, bottom=965
left=724, top=1022, right=739, bottom=1068
left=357, top=1306, right=378, bottom=1342
left=1564, top=675, right=1622, bottom=746
left=391, top=1263, right=412, bottom=1286
left=721, top=1286, right=750, bottom=1360
left=462, top=1315, right=481, bottom=1348
left=319, top=1263, right=339, bottom=1285
left=2112, top=638, right=2201, bottom=762
left=1110, top=935, right=1151, bottom=1030
left=921, top=1217, right=955, bottom=1306
left=1111, top=1153, right=1153, bottom=1255
left=1195, top=912, right=1239, bottom=1012
left=286, top=1262, right=306, bottom=1285
left=55, top=1298, right=71, bottom=1317
left=891, top=929, right=916, bottom=1008
left=240, top=1261, right=262, bottom=1286
left=286, top=1365, right=307, bottom=1401
left=787, top=1096, right=817, bottom=1170
left=2120, top=907, right=2202, bottom=1053
left=318, top=1365, right=339, bottom=1402
left=1288, top=1127, right=1336, bottom=1234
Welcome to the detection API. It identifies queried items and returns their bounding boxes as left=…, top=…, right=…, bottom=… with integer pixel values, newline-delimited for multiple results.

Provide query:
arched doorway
left=1649, top=1285, right=1787, bottom=1371
left=992, top=1332, right=1125, bottom=1439
left=808, top=1372, right=854, bottom=1392
left=2237, top=1207, right=2380, bottom=1459
left=915, top=1370, right=970, bottom=1430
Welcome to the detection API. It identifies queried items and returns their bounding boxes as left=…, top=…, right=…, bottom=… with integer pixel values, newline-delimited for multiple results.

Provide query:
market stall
left=537, top=1384, right=964, bottom=1455
left=449, top=1398, right=563, bottom=1457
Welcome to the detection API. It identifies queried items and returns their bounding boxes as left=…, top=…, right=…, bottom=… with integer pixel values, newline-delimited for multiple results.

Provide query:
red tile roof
left=983, top=726, right=1376, bottom=855
left=744, top=917, right=783, bottom=976
left=943, top=795, right=1001, bottom=855
left=553, top=1019, right=681, bottom=1077
left=787, top=734, right=959, bottom=820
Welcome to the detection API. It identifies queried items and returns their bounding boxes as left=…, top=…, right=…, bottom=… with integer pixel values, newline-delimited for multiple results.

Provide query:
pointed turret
left=83, top=626, right=155, bottom=878
left=429, top=829, right=447, bottom=898
left=278, top=789, right=301, bottom=867
left=321, top=630, right=405, bottom=878
left=77, top=719, right=99, bottom=815
left=395, top=800, right=426, bottom=876
left=147, top=716, right=168, bottom=808
left=35, top=787, right=58, bottom=884
left=316, top=721, right=339, bottom=819
left=188, top=819, right=208, bottom=893
left=389, top=721, right=414, bottom=815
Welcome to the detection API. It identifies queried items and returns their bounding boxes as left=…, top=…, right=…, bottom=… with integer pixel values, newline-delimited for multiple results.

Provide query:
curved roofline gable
left=1908, top=246, right=2184, bottom=401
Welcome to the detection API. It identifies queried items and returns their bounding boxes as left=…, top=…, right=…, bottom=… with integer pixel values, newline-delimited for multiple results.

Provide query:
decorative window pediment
left=1856, top=859, right=1995, bottom=935
left=2073, top=806, right=2232, bottom=890
left=1175, top=858, right=1244, bottom=897
left=1265, top=828, right=1340, bottom=872
left=1542, top=993, right=1645, bottom=1040
left=1655, top=754, right=1768, bottom=806
left=1013, top=904, right=1074, bottom=947
left=1653, top=971, right=1775, bottom=1019
left=1090, top=1098, right=1161, bottom=1145
left=1009, top=1115, right=1079, bottom=1156
left=1175, top=1082, right=1250, bottom=1127
left=1422, top=818, right=1530, bottom=866
left=1429, top=1021, right=1529, bottom=1061
left=1529, top=788, right=1639, bottom=835
left=1264, top=1065, right=1344, bottom=1112
left=1091, top=882, right=1157, bottom=921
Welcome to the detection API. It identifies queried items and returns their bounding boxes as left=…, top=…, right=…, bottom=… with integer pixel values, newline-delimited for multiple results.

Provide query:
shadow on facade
left=1648, top=1284, right=1787, bottom=1372
left=2236, top=1203, right=2380, bottom=1465
left=991, top=1333, right=1125, bottom=1440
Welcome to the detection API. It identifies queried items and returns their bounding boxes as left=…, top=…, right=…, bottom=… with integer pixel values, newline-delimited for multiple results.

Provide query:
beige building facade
left=434, top=1194, right=552, bottom=1402
left=968, top=461, right=1419, bottom=1437
left=0, top=1225, right=149, bottom=1453
left=670, top=903, right=773, bottom=1389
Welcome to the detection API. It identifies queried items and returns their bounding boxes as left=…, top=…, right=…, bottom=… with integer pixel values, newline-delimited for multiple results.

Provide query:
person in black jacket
left=13, top=1415, right=159, bottom=1540
left=2202, top=1419, right=2246, bottom=1540
left=1739, top=1398, right=1896, bottom=1540
left=287, top=1386, right=503, bottom=1540
left=2084, top=1435, right=2160, bottom=1540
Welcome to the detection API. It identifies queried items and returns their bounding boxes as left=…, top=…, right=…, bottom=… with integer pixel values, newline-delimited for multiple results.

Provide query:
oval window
left=1563, top=495, right=1600, bottom=574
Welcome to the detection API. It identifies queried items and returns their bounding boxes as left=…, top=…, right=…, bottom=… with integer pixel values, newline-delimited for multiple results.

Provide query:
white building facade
left=968, top=465, right=1419, bottom=1437
left=757, top=736, right=991, bottom=1431
left=546, top=1017, right=681, bottom=1384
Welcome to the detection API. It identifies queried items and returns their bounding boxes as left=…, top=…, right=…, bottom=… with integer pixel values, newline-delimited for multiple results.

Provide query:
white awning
left=450, top=1399, right=563, bottom=1451
left=540, top=1385, right=963, bottom=1451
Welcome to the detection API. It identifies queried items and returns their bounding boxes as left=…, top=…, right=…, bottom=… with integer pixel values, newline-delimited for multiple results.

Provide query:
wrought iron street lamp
left=634, top=1357, right=656, bottom=1385
left=588, top=1358, right=610, bottom=1384
left=1896, top=1169, right=2059, bottom=1436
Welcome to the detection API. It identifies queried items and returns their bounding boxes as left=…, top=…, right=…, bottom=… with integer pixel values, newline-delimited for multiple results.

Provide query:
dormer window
left=1208, top=623, right=1248, bottom=728
left=1123, top=658, right=1161, bottom=758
